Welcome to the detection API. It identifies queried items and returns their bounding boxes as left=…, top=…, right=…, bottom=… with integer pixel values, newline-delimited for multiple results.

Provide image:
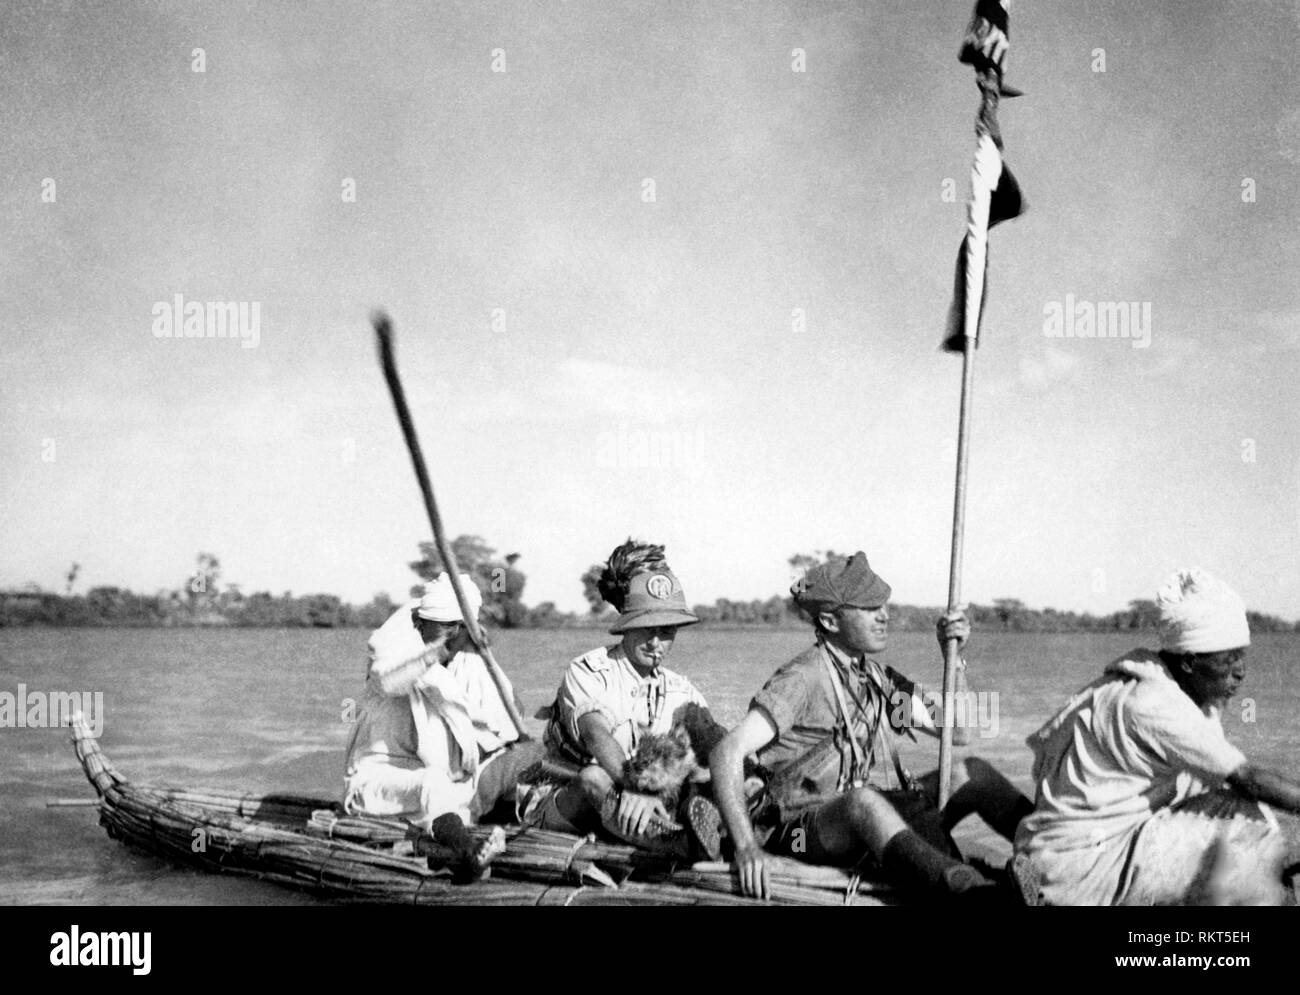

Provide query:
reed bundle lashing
left=71, top=715, right=897, bottom=906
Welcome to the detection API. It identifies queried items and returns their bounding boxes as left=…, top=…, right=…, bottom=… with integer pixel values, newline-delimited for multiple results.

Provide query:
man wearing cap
left=711, top=552, right=1031, bottom=902
left=343, top=573, right=543, bottom=850
left=1013, top=568, right=1298, bottom=905
left=536, top=567, right=713, bottom=842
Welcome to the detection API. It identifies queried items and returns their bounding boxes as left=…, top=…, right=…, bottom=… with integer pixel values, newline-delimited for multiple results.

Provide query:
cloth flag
left=942, top=0, right=1026, bottom=353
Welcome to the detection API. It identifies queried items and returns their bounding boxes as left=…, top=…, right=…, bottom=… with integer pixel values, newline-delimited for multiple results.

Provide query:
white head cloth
left=416, top=572, right=483, bottom=623
left=1156, top=568, right=1251, bottom=654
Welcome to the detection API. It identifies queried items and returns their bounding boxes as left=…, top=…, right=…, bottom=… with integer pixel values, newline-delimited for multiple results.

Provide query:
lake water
left=2, top=626, right=1297, bottom=905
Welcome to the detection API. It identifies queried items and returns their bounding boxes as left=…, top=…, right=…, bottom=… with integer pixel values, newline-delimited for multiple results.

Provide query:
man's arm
left=577, top=712, right=631, bottom=784
left=576, top=712, right=672, bottom=836
left=710, top=710, right=779, bottom=899
left=1227, top=763, right=1300, bottom=814
left=370, top=644, right=441, bottom=697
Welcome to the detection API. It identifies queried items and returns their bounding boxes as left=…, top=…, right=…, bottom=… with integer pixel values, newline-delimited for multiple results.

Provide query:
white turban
left=416, top=572, right=483, bottom=623
left=1156, top=568, right=1250, bottom=654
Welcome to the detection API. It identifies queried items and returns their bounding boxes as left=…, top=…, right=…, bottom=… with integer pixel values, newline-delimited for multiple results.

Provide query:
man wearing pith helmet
left=711, top=551, right=1031, bottom=902
left=536, top=541, right=716, bottom=844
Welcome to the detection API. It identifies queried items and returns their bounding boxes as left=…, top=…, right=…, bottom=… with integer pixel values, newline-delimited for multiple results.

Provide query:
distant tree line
left=960, top=597, right=1298, bottom=634
left=682, top=597, right=1299, bottom=633
left=4, top=545, right=1297, bottom=633
left=3, top=541, right=563, bottom=631
left=0, top=552, right=402, bottom=629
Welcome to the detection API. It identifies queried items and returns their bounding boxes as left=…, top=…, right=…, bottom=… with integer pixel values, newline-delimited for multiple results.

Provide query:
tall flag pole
left=938, top=0, right=1026, bottom=807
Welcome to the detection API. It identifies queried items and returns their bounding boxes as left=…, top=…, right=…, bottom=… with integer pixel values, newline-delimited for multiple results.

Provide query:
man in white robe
left=343, top=573, right=543, bottom=855
left=1014, top=568, right=1298, bottom=905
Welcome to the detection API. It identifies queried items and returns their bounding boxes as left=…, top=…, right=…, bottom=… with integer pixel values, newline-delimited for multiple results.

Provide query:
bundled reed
left=70, top=715, right=897, bottom=906
left=421, top=826, right=895, bottom=906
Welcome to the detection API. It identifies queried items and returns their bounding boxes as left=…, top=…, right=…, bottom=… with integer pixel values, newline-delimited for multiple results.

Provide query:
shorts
left=764, top=787, right=958, bottom=866
left=516, top=779, right=583, bottom=833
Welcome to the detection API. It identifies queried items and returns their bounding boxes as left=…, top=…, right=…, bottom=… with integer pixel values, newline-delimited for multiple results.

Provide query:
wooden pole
left=372, top=311, right=528, bottom=739
left=938, top=331, right=977, bottom=807
left=939, top=67, right=1004, bottom=808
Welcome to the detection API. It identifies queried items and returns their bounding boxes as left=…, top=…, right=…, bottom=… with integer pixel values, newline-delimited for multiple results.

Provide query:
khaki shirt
left=753, top=640, right=923, bottom=797
left=545, top=644, right=708, bottom=764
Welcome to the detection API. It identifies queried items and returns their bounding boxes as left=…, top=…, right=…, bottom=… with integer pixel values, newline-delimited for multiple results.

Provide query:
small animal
left=623, top=724, right=702, bottom=812
left=622, top=703, right=726, bottom=812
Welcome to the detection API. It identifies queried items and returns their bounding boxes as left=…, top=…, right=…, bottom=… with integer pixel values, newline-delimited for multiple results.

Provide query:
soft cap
left=1156, top=568, right=1250, bottom=654
left=791, top=552, right=892, bottom=613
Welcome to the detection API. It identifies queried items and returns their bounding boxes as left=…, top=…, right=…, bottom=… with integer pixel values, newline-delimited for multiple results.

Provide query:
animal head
left=623, top=724, right=697, bottom=801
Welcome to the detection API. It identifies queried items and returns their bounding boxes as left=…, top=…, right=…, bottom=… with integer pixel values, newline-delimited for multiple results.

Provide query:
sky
left=2, top=0, right=1299, bottom=619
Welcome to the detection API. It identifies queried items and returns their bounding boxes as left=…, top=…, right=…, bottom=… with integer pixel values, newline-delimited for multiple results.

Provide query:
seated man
left=711, top=552, right=1031, bottom=902
left=343, top=573, right=543, bottom=870
left=528, top=555, right=719, bottom=850
left=1013, top=568, right=1295, bottom=905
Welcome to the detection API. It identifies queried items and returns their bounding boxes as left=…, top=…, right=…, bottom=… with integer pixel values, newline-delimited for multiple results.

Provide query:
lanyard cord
left=614, top=646, right=668, bottom=737
left=630, top=666, right=667, bottom=746
left=644, top=670, right=666, bottom=728
left=822, top=649, right=913, bottom=791
left=820, top=648, right=871, bottom=788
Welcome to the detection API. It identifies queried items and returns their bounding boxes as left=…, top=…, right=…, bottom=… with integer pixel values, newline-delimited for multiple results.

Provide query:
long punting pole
left=372, top=311, right=528, bottom=739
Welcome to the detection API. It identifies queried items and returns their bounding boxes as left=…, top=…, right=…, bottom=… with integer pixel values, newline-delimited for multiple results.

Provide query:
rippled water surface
left=2, top=627, right=1296, bottom=904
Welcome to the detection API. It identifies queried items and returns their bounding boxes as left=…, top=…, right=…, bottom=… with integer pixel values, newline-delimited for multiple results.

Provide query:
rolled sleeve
left=556, top=660, right=618, bottom=745
left=751, top=663, right=812, bottom=739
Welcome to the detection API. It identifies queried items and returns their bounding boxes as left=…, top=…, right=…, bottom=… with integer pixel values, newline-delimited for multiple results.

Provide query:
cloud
left=1017, top=346, right=1082, bottom=391
left=1253, top=309, right=1300, bottom=350
left=1146, top=336, right=1204, bottom=377
left=548, top=357, right=719, bottom=423
left=461, top=356, right=731, bottom=427
left=1279, top=108, right=1300, bottom=164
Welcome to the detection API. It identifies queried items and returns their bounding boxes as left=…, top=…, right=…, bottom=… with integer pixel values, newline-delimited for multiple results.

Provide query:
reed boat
left=70, top=715, right=899, bottom=906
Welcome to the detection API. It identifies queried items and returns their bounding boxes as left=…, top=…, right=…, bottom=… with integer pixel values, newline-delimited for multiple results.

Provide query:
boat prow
left=68, top=714, right=897, bottom=906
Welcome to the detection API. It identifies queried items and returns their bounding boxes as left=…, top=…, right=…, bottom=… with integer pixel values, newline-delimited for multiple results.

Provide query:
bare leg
left=811, top=786, right=908, bottom=859
left=809, top=787, right=992, bottom=900
left=472, top=740, right=548, bottom=819
left=549, top=765, right=613, bottom=834
left=916, top=757, right=1032, bottom=841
